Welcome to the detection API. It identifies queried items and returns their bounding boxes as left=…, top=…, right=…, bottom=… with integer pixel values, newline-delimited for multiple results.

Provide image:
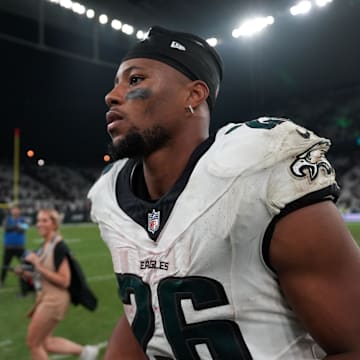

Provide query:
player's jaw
left=106, top=98, right=172, bottom=159
left=105, top=87, right=155, bottom=145
left=108, top=124, right=170, bottom=160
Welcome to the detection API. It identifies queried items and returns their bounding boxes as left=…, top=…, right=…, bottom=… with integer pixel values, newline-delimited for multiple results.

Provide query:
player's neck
left=143, top=132, right=208, bottom=200
left=43, top=231, right=56, bottom=243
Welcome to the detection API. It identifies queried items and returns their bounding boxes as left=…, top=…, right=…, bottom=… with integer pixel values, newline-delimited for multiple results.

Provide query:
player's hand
left=25, top=253, right=40, bottom=267
left=14, top=265, right=23, bottom=276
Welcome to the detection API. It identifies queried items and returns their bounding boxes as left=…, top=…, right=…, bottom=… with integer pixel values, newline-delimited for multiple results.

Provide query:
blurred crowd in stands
left=0, top=164, right=101, bottom=224
left=0, top=154, right=358, bottom=225
left=1, top=85, right=359, bottom=223
left=269, top=84, right=360, bottom=214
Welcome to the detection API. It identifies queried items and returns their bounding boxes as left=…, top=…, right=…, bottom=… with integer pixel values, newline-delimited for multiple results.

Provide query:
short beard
left=108, top=125, right=170, bottom=160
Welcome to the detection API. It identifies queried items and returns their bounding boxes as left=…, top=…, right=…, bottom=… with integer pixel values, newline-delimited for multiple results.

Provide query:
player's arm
left=13, top=265, right=33, bottom=280
left=38, top=257, right=71, bottom=288
left=25, top=252, right=71, bottom=288
left=104, top=315, right=147, bottom=360
left=271, top=200, right=360, bottom=359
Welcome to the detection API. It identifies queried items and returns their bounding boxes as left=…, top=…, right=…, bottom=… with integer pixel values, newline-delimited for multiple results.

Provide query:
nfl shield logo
left=148, top=209, right=160, bottom=234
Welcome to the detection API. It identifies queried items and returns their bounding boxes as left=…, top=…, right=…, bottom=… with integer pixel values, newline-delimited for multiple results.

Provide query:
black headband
left=122, top=26, right=223, bottom=110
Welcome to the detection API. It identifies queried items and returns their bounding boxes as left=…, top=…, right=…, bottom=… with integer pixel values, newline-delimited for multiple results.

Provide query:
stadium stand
left=265, top=84, right=360, bottom=211
left=0, top=164, right=101, bottom=224
left=337, top=164, right=360, bottom=213
left=0, top=153, right=358, bottom=225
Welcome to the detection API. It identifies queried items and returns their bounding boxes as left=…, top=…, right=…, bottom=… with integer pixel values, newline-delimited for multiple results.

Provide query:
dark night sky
left=1, top=0, right=360, bottom=166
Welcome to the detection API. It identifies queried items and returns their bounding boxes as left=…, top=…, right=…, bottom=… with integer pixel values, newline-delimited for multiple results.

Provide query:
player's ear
left=185, top=80, right=209, bottom=109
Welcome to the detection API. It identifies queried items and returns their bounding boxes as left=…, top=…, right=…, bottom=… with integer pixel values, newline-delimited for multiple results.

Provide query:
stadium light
left=37, top=159, right=45, bottom=167
left=59, top=0, right=72, bottom=9
left=315, top=0, right=333, bottom=7
left=122, top=24, right=134, bottom=35
left=49, top=0, right=60, bottom=3
left=26, top=150, right=35, bottom=158
left=290, top=1, right=312, bottom=16
left=103, top=154, right=111, bottom=162
left=136, top=30, right=146, bottom=40
left=111, top=19, right=122, bottom=30
left=143, top=29, right=151, bottom=40
left=232, top=16, right=274, bottom=38
left=72, top=2, right=86, bottom=15
left=86, top=9, right=95, bottom=18
left=206, top=38, right=218, bottom=47
left=99, top=14, right=108, bottom=25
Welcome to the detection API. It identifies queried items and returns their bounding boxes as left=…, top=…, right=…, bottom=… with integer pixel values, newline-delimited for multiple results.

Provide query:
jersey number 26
left=117, top=274, right=252, bottom=360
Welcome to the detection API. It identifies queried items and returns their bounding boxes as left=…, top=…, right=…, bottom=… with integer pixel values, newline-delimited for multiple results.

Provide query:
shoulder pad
left=101, top=162, right=114, bottom=175
left=88, top=159, right=127, bottom=201
left=207, top=117, right=330, bottom=178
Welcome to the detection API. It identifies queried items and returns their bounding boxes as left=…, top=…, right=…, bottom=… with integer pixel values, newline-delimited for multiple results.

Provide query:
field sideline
left=0, top=223, right=119, bottom=360
left=0, top=222, right=359, bottom=360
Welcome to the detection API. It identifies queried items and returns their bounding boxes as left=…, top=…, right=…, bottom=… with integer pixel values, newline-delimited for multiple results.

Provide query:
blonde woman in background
left=16, top=208, right=98, bottom=360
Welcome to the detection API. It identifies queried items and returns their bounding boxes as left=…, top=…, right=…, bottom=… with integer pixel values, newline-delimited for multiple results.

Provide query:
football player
left=88, top=26, right=360, bottom=359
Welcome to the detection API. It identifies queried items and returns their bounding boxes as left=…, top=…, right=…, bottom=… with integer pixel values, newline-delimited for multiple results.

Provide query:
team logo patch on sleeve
left=148, top=209, right=160, bottom=234
left=290, top=141, right=333, bottom=181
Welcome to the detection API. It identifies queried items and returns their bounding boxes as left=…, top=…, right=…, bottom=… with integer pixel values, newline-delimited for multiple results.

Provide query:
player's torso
left=90, top=119, right=332, bottom=359
left=94, top=165, right=322, bottom=360
left=4, top=217, right=25, bottom=245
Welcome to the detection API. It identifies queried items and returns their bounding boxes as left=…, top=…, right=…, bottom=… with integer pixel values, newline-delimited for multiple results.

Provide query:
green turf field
left=0, top=222, right=359, bottom=359
left=0, top=224, right=120, bottom=359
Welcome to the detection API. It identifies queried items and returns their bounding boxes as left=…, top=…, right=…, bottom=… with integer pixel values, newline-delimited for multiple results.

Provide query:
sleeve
left=54, top=241, right=69, bottom=271
left=262, top=136, right=340, bottom=272
left=87, top=159, right=126, bottom=224
left=265, top=135, right=340, bottom=218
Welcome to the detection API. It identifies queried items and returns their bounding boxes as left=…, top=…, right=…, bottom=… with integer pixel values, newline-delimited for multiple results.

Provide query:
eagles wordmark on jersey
left=88, top=118, right=339, bottom=360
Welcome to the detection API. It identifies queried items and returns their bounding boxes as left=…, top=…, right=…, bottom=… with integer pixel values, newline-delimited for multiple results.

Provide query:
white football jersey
left=88, top=118, right=338, bottom=360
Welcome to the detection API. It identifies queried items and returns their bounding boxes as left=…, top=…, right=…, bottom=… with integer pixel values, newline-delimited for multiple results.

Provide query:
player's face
left=36, top=211, right=56, bottom=238
left=105, top=58, right=190, bottom=159
left=10, top=207, right=20, bottom=217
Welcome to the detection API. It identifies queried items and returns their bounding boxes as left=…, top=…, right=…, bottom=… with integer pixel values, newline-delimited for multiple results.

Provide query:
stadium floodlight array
left=122, top=24, right=135, bottom=35
left=232, top=0, right=335, bottom=40
left=206, top=38, right=218, bottom=47
left=290, top=0, right=333, bottom=15
left=136, top=30, right=146, bottom=40
left=315, top=0, right=333, bottom=7
left=59, top=0, right=72, bottom=9
left=111, top=19, right=122, bottom=31
left=46, top=0, right=145, bottom=39
left=98, top=14, right=108, bottom=25
left=72, top=2, right=86, bottom=15
left=86, top=9, right=95, bottom=19
left=290, top=1, right=313, bottom=16
left=232, top=16, right=274, bottom=38
left=46, top=0, right=336, bottom=44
